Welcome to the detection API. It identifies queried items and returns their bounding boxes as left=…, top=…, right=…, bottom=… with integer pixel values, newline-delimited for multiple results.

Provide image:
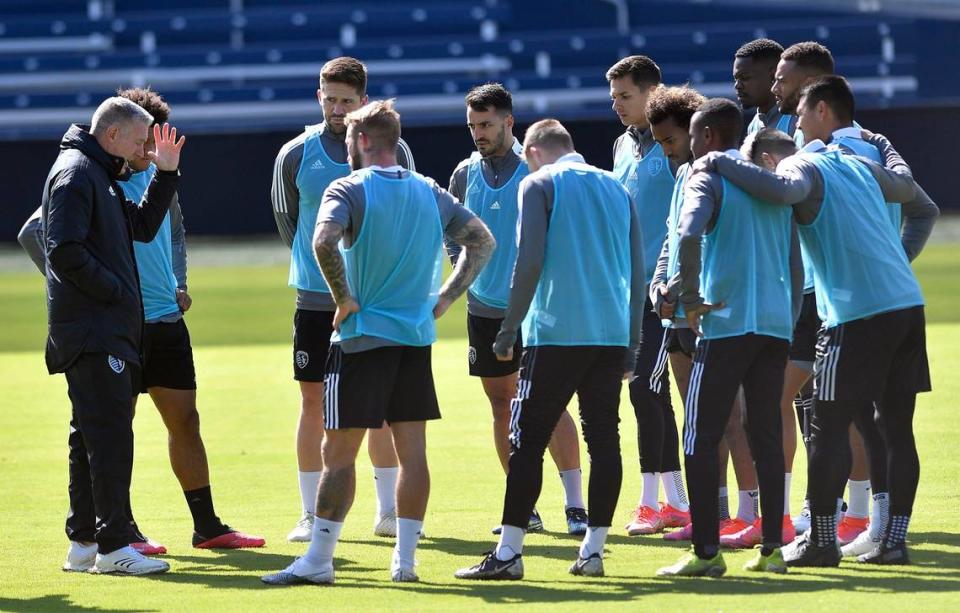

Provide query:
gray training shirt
left=317, top=166, right=477, bottom=354
left=271, top=122, right=415, bottom=311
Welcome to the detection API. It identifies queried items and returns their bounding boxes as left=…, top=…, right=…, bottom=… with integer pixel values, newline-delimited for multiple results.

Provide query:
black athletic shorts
left=139, top=319, right=196, bottom=393
left=813, top=305, right=931, bottom=404
left=467, top=314, right=522, bottom=377
left=789, top=292, right=822, bottom=364
left=323, top=344, right=441, bottom=429
left=293, top=309, right=335, bottom=382
left=664, top=327, right=698, bottom=358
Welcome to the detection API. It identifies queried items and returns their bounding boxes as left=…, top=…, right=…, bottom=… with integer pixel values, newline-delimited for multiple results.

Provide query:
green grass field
left=1, top=244, right=959, bottom=612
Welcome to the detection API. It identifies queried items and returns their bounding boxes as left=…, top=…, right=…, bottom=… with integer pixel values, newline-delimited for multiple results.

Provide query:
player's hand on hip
left=176, top=288, right=192, bottom=312
left=147, top=123, right=186, bottom=171
left=685, top=301, right=725, bottom=337
left=494, top=346, right=514, bottom=362
left=433, top=296, right=453, bottom=320
left=656, top=285, right=676, bottom=319
left=334, top=298, right=360, bottom=331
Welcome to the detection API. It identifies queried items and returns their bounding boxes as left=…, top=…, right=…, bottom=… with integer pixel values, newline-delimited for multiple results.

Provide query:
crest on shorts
left=468, top=346, right=477, bottom=365
left=648, top=158, right=664, bottom=176
left=295, top=350, right=309, bottom=369
left=107, top=355, right=125, bottom=374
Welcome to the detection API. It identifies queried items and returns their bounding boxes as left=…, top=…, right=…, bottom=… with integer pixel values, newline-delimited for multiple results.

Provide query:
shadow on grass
left=0, top=594, right=155, bottom=612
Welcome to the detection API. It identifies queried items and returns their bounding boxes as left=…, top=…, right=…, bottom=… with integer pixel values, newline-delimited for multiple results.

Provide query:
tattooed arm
left=313, top=219, right=358, bottom=329
left=435, top=216, right=495, bottom=318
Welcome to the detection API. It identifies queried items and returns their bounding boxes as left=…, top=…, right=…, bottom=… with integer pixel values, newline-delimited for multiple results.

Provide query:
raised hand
left=147, top=122, right=186, bottom=172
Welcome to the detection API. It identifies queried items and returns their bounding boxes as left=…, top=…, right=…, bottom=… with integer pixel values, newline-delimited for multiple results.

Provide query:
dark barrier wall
left=4, top=105, right=958, bottom=242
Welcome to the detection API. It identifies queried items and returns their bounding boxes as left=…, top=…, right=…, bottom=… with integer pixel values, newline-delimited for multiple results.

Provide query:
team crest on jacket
left=107, top=355, right=125, bottom=374
left=648, top=158, right=664, bottom=176
left=295, top=350, right=309, bottom=369
left=468, top=346, right=477, bottom=365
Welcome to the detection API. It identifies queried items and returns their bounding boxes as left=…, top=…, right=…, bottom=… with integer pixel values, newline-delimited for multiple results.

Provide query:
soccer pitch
left=1, top=243, right=958, bottom=612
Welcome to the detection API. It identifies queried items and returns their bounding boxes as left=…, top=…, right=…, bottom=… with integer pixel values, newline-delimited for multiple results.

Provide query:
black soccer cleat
left=858, top=542, right=911, bottom=566
left=454, top=551, right=524, bottom=580
left=782, top=533, right=841, bottom=567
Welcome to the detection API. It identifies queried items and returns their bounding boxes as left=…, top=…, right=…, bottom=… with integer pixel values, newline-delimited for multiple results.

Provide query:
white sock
left=661, top=471, right=689, bottom=511
left=846, top=479, right=871, bottom=519
left=373, top=466, right=399, bottom=518
left=718, top=486, right=730, bottom=520
left=869, top=493, right=890, bottom=540
left=640, top=472, right=660, bottom=509
left=836, top=497, right=845, bottom=523
left=738, top=489, right=759, bottom=522
left=394, top=518, right=423, bottom=570
left=783, top=473, right=792, bottom=516
left=579, top=526, right=609, bottom=559
left=298, top=470, right=321, bottom=515
left=495, top=525, right=525, bottom=561
left=559, top=469, right=585, bottom=510
left=302, top=517, right=342, bottom=569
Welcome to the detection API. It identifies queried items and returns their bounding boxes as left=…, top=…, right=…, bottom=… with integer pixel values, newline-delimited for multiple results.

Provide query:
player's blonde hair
left=345, top=99, right=401, bottom=153
left=523, top=118, right=574, bottom=154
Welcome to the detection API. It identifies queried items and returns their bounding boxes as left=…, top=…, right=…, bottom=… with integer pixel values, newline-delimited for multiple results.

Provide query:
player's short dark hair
left=743, top=128, right=797, bottom=164
left=465, top=83, right=513, bottom=114
left=524, top=118, right=574, bottom=153
left=320, top=56, right=367, bottom=95
left=735, top=38, right=784, bottom=64
left=800, top=75, right=855, bottom=123
left=781, top=41, right=835, bottom=75
left=116, top=86, right=170, bottom=125
left=605, top=55, right=662, bottom=88
left=695, top=98, right=743, bottom=147
left=646, top=86, right=707, bottom=130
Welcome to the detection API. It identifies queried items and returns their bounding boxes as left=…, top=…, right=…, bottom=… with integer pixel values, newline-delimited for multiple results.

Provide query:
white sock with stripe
left=661, top=471, right=689, bottom=511
left=738, top=489, right=759, bottom=523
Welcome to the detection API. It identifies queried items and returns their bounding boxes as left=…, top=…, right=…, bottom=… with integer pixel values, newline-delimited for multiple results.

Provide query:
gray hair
left=90, top=96, right=153, bottom=135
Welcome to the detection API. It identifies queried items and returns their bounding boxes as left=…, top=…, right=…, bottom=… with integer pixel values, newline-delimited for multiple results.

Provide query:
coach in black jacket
left=43, top=96, right=184, bottom=570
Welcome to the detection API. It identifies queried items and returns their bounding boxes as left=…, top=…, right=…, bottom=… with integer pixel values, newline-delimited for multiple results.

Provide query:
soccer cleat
left=793, top=503, right=811, bottom=535
left=721, top=519, right=762, bottom=549
left=858, top=542, right=911, bottom=565
left=744, top=547, right=788, bottom=574
left=569, top=553, right=604, bottom=577
left=454, top=551, right=524, bottom=580
left=374, top=508, right=397, bottom=538
left=89, top=546, right=170, bottom=575
left=261, top=558, right=334, bottom=585
left=130, top=538, right=167, bottom=556
left=62, top=541, right=97, bottom=572
left=837, top=515, right=869, bottom=546
left=659, top=502, right=691, bottom=528
left=841, top=530, right=883, bottom=557
left=719, top=517, right=750, bottom=537
left=626, top=505, right=664, bottom=535
left=566, top=507, right=588, bottom=536
left=391, top=550, right=419, bottom=583
left=656, top=549, right=726, bottom=577
left=193, top=527, right=265, bottom=549
left=781, top=514, right=797, bottom=544
left=663, top=522, right=693, bottom=542
left=782, top=533, right=841, bottom=567
left=493, top=509, right=544, bottom=535
left=287, top=513, right=314, bottom=542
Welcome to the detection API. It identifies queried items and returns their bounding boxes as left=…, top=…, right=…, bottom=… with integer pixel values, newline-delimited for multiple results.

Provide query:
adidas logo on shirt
left=489, top=201, right=501, bottom=210
left=310, top=159, right=326, bottom=170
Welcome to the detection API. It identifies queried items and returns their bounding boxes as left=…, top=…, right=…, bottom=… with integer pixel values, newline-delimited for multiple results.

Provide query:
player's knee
left=300, top=383, right=325, bottom=413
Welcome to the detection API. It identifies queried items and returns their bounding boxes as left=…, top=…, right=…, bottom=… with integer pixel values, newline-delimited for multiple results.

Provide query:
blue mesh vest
left=833, top=133, right=903, bottom=233
left=700, top=178, right=793, bottom=340
left=289, top=128, right=350, bottom=293
left=335, top=169, right=443, bottom=346
left=464, top=156, right=528, bottom=309
left=125, top=164, right=179, bottom=322
left=799, top=150, right=923, bottom=327
left=663, top=163, right=692, bottom=327
left=522, top=161, right=633, bottom=347
left=613, top=140, right=674, bottom=284
left=747, top=112, right=795, bottom=135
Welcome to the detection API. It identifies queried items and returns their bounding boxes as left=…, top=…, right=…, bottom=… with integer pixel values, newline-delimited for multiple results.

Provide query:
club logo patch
left=468, top=346, right=477, bottom=365
left=648, top=158, right=664, bottom=176
left=295, top=350, right=309, bottom=369
left=107, top=355, right=125, bottom=374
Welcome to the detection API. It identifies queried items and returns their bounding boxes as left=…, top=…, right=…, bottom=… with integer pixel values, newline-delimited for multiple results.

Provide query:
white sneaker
left=89, top=546, right=170, bottom=575
left=374, top=508, right=397, bottom=538
left=391, top=551, right=419, bottom=583
left=262, top=557, right=335, bottom=585
left=842, top=530, right=883, bottom=557
left=63, top=541, right=97, bottom=572
left=287, top=513, right=314, bottom=542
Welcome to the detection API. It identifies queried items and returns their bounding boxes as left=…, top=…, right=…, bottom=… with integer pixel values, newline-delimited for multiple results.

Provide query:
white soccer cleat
left=841, top=529, right=883, bottom=557
left=89, top=545, right=170, bottom=575
left=262, top=558, right=335, bottom=586
left=569, top=553, right=605, bottom=577
left=374, top=508, right=397, bottom=538
left=287, top=513, right=314, bottom=542
left=62, top=541, right=97, bottom=572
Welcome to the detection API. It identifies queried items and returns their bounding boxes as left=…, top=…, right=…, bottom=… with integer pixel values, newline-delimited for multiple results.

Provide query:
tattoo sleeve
left=440, top=217, right=495, bottom=303
left=313, top=220, right=353, bottom=304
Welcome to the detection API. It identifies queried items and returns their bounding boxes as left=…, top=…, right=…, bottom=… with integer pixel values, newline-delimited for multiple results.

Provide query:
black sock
left=694, top=544, right=719, bottom=560
left=184, top=486, right=227, bottom=536
left=760, top=543, right=776, bottom=556
left=810, top=514, right=836, bottom=547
